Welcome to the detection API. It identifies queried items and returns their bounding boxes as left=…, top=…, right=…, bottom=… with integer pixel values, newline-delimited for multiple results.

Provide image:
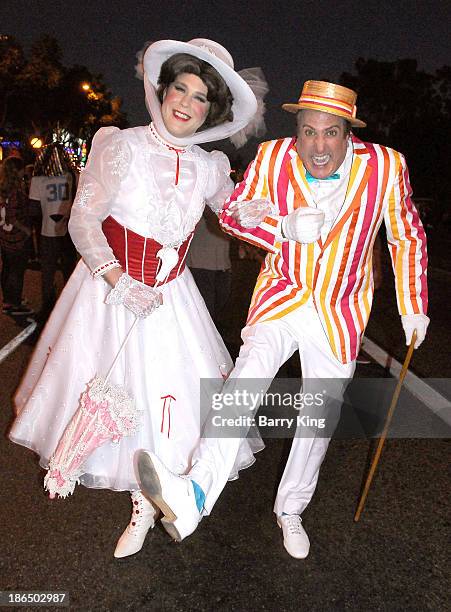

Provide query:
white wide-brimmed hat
left=142, top=38, right=258, bottom=146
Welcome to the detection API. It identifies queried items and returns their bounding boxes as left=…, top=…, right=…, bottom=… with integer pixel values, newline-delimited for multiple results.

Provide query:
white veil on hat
left=139, top=38, right=265, bottom=147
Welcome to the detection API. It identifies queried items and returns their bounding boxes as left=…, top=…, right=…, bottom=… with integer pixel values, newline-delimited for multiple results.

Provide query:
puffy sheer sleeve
left=68, top=127, right=131, bottom=276
left=204, top=150, right=234, bottom=214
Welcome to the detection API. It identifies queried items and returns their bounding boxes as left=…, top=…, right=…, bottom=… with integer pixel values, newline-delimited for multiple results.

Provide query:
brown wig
left=157, top=53, right=234, bottom=129
left=0, top=157, right=25, bottom=198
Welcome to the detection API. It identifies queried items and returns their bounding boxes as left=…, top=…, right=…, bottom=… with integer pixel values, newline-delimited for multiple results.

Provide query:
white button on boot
left=277, top=514, right=310, bottom=559
left=114, top=490, right=159, bottom=558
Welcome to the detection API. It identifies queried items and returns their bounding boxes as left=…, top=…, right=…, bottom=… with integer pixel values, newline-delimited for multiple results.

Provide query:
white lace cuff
left=228, top=199, right=275, bottom=228
left=92, top=259, right=122, bottom=277
left=105, top=272, right=163, bottom=318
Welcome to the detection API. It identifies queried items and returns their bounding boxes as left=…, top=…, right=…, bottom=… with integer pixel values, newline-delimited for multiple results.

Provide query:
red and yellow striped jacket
left=219, top=136, right=428, bottom=364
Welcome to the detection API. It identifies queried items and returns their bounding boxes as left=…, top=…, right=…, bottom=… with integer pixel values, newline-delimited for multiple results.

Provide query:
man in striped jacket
left=137, top=80, right=429, bottom=559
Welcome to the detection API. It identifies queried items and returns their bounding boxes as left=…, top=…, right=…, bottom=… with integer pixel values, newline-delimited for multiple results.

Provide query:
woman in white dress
left=9, top=38, right=264, bottom=558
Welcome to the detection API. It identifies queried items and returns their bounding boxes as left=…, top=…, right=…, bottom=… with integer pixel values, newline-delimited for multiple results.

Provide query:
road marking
left=0, top=322, right=37, bottom=365
left=363, top=336, right=451, bottom=426
left=1, top=324, right=449, bottom=426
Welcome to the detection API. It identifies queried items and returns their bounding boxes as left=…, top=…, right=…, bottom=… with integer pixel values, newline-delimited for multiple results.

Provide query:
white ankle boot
left=136, top=450, right=201, bottom=542
left=114, top=490, right=159, bottom=558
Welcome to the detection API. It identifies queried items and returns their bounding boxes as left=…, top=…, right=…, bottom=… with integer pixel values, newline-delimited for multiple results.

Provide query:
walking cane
left=354, top=330, right=417, bottom=522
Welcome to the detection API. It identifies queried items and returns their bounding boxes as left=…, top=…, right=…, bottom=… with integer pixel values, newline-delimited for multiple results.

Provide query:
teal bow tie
left=305, top=170, right=340, bottom=183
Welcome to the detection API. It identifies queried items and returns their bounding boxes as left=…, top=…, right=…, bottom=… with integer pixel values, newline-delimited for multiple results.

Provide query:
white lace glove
left=105, top=273, right=163, bottom=318
left=401, top=314, right=430, bottom=349
left=228, top=199, right=274, bottom=228
left=281, top=207, right=325, bottom=243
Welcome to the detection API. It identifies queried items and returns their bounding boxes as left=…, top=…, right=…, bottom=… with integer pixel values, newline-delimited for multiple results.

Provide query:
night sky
left=2, top=0, right=450, bottom=155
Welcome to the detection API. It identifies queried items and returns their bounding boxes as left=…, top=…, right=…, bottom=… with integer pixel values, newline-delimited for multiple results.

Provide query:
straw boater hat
left=282, top=80, right=366, bottom=128
left=142, top=38, right=258, bottom=146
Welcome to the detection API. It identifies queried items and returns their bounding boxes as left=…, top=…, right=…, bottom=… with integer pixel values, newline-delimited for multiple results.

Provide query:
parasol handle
left=102, top=240, right=189, bottom=388
left=103, top=316, right=140, bottom=386
left=102, top=270, right=166, bottom=387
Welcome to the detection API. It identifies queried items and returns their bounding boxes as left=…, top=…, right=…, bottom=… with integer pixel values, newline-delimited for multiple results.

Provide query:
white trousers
left=190, top=306, right=356, bottom=516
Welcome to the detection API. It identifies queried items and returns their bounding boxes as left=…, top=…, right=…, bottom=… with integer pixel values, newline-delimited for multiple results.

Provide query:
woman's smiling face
left=161, top=73, right=211, bottom=137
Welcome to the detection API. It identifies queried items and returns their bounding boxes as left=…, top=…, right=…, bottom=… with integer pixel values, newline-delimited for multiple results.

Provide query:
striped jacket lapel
left=321, top=142, right=372, bottom=250
left=285, top=138, right=372, bottom=251
left=286, top=145, right=316, bottom=210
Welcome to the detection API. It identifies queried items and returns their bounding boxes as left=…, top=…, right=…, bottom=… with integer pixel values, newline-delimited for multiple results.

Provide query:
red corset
left=102, top=216, right=191, bottom=286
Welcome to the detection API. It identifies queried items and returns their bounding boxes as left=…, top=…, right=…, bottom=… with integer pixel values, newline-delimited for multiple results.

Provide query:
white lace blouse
left=68, top=125, right=234, bottom=274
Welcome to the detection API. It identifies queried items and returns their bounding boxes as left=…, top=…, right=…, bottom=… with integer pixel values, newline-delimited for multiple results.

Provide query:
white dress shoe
left=277, top=514, right=310, bottom=559
left=136, top=450, right=201, bottom=542
left=114, top=490, right=159, bottom=558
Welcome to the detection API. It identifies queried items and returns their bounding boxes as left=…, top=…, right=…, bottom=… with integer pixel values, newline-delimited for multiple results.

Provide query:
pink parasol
left=44, top=374, right=141, bottom=498
left=44, top=316, right=143, bottom=499
left=43, top=246, right=184, bottom=499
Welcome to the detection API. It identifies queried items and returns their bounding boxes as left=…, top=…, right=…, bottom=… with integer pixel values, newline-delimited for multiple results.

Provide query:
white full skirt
left=10, top=261, right=263, bottom=491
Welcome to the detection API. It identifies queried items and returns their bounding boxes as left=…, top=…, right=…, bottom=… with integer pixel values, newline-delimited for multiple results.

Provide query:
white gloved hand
left=228, top=199, right=274, bottom=229
left=401, top=314, right=430, bottom=349
left=281, top=207, right=325, bottom=243
left=105, top=272, right=163, bottom=318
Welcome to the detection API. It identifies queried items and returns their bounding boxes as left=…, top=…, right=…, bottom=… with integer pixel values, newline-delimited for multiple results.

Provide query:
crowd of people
left=6, top=37, right=428, bottom=562
left=0, top=155, right=35, bottom=318
left=0, top=144, right=78, bottom=325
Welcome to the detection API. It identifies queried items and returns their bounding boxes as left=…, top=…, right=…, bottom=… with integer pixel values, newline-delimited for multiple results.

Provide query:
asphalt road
left=0, top=250, right=449, bottom=611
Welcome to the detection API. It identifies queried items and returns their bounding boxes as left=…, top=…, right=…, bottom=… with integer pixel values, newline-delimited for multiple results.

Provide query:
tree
left=340, top=58, right=451, bottom=219
left=0, top=34, right=127, bottom=153
left=0, top=35, right=26, bottom=128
